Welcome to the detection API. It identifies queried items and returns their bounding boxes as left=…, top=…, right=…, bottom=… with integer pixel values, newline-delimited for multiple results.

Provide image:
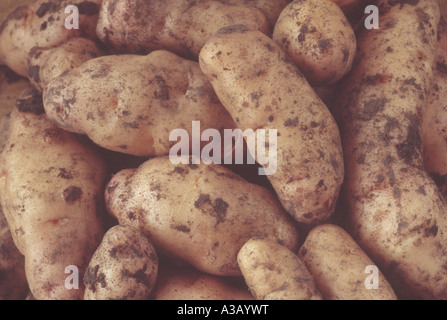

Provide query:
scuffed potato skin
left=237, top=238, right=322, bottom=300
left=299, top=224, right=397, bottom=300
left=0, top=88, right=107, bottom=300
left=96, top=0, right=269, bottom=58
left=334, top=0, right=447, bottom=299
left=0, top=0, right=101, bottom=77
left=273, top=0, right=357, bottom=86
left=105, top=157, right=299, bottom=277
left=43, top=50, right=235, bottom=157
left=83, top=225, right=158, bottom=300
left=199, top=26, right=344, bottom=225
left=153, top=264, right=253, bottom=300
left=28, top=37, right=103, bottom=92
left=422, top=17, right=447, bottom=199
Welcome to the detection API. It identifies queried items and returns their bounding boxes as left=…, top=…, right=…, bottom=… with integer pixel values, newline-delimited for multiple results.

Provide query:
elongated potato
left=105, top=157, right=299, bottom=276
left=237, top=237, right=322, bottom=300
left=153, top=264, right=253, bottom=300
left=422, top=17, right=447, bottom=199
left=84, top=225, right=158, bottom=300
left=43, top=50, right=235, bottom=157
left=0, top=114, right=28, bottom=300
left=273, top=0, right=357, bottom=86
left=334, top=0, right=447, bottom=299
left=199, top=26, right=344, bottom=224
left=299, top=224, right=397, bottom=300
left=0, top=0, right=101, bottom=77
left=0, top=88, right=107, bottom=300
left=96, top=0, right=269, bottom=58
left=28, top=37, right=103, bottom=92
left=0, top=66, right=29, bottom=118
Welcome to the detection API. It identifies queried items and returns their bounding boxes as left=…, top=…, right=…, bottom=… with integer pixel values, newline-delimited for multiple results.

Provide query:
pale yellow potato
left=334, top=0, right=447, bottom=299
left=84, top=225, right=158, bottom=300
left=28, top=37, right=103, bottom=92
left=0, top=88, right=107, bottom=300
left=96, top=0, right=269, bottom=58
left=153, top=264, right=253, bottom=300
left=422, top=17, right=447, bottom=199
left=43, top=50, right=236, bottom=157
left=0, top=0, right=101, bottom=77
left=0, top=114, right=28, bottom=300
left=105, top=157, right=299, bottom=276
left=237, top=238, right=322, bottom=300
left=299, top=224, right=397, bottom=300
left=273, top=0, right=356, bottom=86
left=199, top=26, right=344, bottom=224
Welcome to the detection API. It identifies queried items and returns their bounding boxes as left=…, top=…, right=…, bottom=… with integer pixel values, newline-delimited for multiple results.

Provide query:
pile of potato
left=0, top=0, right=446, bottom=300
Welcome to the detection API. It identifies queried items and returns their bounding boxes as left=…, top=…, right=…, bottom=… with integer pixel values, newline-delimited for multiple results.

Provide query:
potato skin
left=422, top=17, right=447, bottom=199
left=237, top=238, right=322, bottom=300
left=199, top=26, right=344, bottom=224
left=105, top=157, right=299, bottom=276
left=83, top=225, right=158, bottom=300
left=97, top=0, right=269, bottom=58
left=334, top=0, right=447, bottom=299
left=299, top=224, right=397, bottom=300
left=273, top=0, right=356, bottom=86
left=153, top=264, right=253, bottom=300
left=0, top=0, right=101, bottom=77
left=28, top=37, right=103, bottom=92
left=0, top=89, right=107, bottom=300
left=43, top=50, right=235, bottom=157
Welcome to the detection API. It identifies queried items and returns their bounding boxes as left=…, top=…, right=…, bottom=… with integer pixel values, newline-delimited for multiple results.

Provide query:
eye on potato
left=237, top=237, right=322, bottom=300
left=96, top=0, right=269, bottom=58
left=199, top=25, right=344, bottom=225
left=83, top=225, right=158, bottom=300
left=0, top=87, right=107, bottom=300
left=299, top=224, right=397, bottom=300
left=273, top=0, right=357, bottom=86
left=28, top=37, right=103, bottom=92
left=105, top=157, right=299, bottom=277
left=334, top=0, right=447, bottom=299
left=43, top=50, right=236, bottom=157
left=0, top=0, right=101, bottom=77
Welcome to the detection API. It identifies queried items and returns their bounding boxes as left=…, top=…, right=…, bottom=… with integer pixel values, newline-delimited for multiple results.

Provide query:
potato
left=96, top=0, right=269, bottom=58
left=237, top=237, right=322, bottom=300
left=273, top=0, right=357, bottom=86
left=0, top=114, right=28, bottom=300
left=299, top=224, right=397, bottom=300
left=105, top=157, right=299, bottom=276
left=153, top=264, right=253, bottom=300
left=199, top=26, right=344, bottom=224
left=28, top=37, right=103, bottom=92
left=43, top=50, right=236, bottom=157
left=0, top=87, right=107, bottom=300
left=217, top=0, right=291, bottom=31
left=422, top=17, right=447, bottom=199
left=0, top=0, right=101, bottom=77
left=334, top=0, right=447, bottom=299
left=83, top=225, right=158, bottom=300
